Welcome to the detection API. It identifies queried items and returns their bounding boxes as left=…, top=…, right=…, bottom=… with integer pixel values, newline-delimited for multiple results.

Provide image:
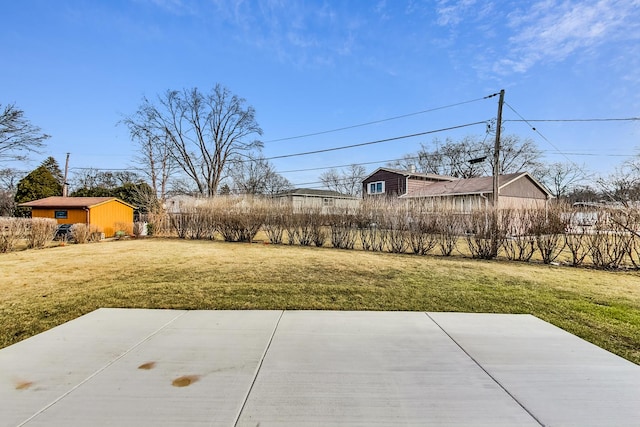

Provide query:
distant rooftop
left=275, top=188, right=356, bottom=198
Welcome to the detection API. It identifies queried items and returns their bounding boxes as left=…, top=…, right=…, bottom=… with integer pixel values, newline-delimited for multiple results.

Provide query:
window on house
left=323, top=198, right=334, bottom=207
left=368, top=181, right=385, bottom=194
left=54, top=210, right=68, bottom=219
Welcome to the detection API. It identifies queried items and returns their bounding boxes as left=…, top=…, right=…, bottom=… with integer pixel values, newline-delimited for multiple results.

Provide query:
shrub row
left=0, top=217, right=57, bottom=252
left=141, top=197, right=640, bottom=270
left=0, top=218, right=104, bottom=252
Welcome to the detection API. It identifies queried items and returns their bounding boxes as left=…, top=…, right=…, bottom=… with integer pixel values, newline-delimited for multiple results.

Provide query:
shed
left=18, top=196, right=135, bottom=238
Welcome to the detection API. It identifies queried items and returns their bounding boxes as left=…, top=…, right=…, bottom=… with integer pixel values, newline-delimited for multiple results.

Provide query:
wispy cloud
left=497, top=0, right=640, bottom=74
left=145, top=0, right=197, bottom=15
left=435, top=0, right=480, bottom=26
left=206, top=0, right=363, bottom=68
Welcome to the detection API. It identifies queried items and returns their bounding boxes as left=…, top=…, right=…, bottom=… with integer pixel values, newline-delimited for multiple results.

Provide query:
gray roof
left=274, top=188, right=356, bottom=198
left=401, top=172, right=552, bottom=198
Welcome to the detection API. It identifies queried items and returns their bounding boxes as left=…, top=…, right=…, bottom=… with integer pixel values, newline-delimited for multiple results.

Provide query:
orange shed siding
left=31, top=208, right=87, bottom=224
left=30, top=200, right=133, bottom=238
left=89, top=201, right=133, bottom=237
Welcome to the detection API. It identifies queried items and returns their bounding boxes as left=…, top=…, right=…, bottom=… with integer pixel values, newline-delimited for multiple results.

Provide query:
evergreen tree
left=40, top=156, right=64, bottom=185
left=14, top=158, right=63, bottom=215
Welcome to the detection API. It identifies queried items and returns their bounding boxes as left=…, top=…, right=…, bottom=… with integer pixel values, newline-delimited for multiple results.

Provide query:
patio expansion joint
left=15, top=310, right=189, bottom=427
left=424, top=312, right=545, bottom=427
left=231, top=309, right=285, bottom=427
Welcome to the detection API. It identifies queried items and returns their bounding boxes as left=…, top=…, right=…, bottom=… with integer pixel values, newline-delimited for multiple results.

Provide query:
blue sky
left=2, top=0, right=639, bottom=188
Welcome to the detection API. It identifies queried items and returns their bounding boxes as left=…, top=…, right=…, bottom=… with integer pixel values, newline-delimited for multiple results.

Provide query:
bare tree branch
left=0, top=103, right=50, bottom=162
left=320, top=164, right=366, bottom=197
left=122, top=85, right=262, bottom=197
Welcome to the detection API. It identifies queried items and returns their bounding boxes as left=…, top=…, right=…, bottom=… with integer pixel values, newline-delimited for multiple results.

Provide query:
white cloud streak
left=497, top=0, right=640, bottom=73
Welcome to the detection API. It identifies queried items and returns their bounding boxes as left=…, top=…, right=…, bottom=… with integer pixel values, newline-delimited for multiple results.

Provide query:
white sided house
left=273, top=188, right=359, bottom=213
left=400, top=172, right=553, bottom=211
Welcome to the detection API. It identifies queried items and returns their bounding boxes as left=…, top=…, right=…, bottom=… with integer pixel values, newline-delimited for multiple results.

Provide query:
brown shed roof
left=18, top=196, right=135, bottom=209
left=401, top=172, right=552, bottom=198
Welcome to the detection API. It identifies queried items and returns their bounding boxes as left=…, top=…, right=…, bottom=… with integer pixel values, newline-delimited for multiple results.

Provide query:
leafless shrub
left=606, top=207, right=640, bottom=269
left=588, top=213, right=631, bottom=269
left=170, top=212, right=191, bottom=239
left=214, top=196, right=266, bottom=242
left=435, top=209, right=461, bottom=256
left=629, top=234, right=640, bottom=269
left=564, top=210, right=591, bottom=266
left=329, top=207, right=357, bottom=250
left=294, top=208, right=323, bottom=246
left=169, top=202, right=216, bottom=240
left=71, top=223, right=102, bottom=244
left=384, top=203, right=410, bottom=254
left=263, top=200, right=289, bottom=244
left=0, top=217, right=28, bottom=253
left=624, top=209, right=640, bottom=268
left=356, top=199, right=387, bottom=252
left=464, top=208, right=506, bottom=259
left=530, top=205, right=567, bottom=264
left=192, top=205, right=217, bottom=240
left=71, top=223, right=90, bottom=244
left=27, top=218, right=57, bottom=249
left=407, top=202, right=438, bottom=256
left=502, top=208, right=535, bottom=262
left=308, top=207, right=328, bottom=247
left=284, top=210, right=300, bottom=246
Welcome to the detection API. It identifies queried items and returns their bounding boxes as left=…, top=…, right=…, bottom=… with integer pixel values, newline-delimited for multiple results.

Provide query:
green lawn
left=1, top=238, right=639, bottom=364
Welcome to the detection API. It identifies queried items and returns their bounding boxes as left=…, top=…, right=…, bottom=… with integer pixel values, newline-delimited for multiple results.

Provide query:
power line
left=264, top=94, right=498, bottom=143
left=545, top=152, right=634, bottom=157
left=504, top=117, right=640, bottom=123
left=264, top=121, right=488, bottom=161
left=277, top=156, right=422, bottom=174
left=503, top=102, right=596, bottom=187
left=504, top=102, right=575, bottom=164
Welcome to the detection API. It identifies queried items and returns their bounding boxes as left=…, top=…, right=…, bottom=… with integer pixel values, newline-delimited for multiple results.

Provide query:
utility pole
left=62, top=153, right=70, bottom=197
left=492, top=89, right=505, bottom=207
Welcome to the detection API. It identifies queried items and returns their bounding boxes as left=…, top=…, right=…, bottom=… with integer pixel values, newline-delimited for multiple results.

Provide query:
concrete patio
left=1, top=309, right=639, bottom=426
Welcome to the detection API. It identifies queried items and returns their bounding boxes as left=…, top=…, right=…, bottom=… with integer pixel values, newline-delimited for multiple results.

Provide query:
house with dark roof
left=18, top=196, right=135, bottom=237
left=362, top=167, right=458, bottom=198
left=400, top=172, right=553, bottom=211
left=273, top=188, right=359, bottom=213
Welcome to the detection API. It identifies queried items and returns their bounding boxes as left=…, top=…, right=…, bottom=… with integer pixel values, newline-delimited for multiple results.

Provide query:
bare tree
left=598, top=164, right=640, bottom=203
left=1, top=104, right=50, bottom=162
left=123, top=122, right=176, bottom=203
left=320, top=164, right=366, bottom=196
left=489, top=135, right=544, bottom=177
left=70, top=169, right=142, bottom=192
left=122, top=85, right=262, bottom=196
left=228, top=155, right=292, bottom=195
left=390, top=134, right=543, bottom=178
left=540, top=162, right=589, bottom=202
left=0, top=168, right=23, bottom=190
left=388, top=137, right=483, bottom=178
left=0, top=168, right=23, bottom=216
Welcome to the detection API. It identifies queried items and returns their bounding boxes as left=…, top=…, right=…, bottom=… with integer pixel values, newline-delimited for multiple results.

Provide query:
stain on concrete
left=15, top=380, right=34, bottom=390
left=138, top=361, right=156, bottom=370
left=172, top=375, right=200, bottom=387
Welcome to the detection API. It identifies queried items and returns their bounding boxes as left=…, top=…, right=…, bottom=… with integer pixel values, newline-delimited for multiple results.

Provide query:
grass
left=1, top=238, right=639, bottom=364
